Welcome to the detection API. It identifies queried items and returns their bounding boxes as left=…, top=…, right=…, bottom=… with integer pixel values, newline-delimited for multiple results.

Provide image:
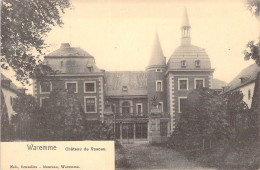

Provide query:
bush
left=83, top=120, right=113, bottom=140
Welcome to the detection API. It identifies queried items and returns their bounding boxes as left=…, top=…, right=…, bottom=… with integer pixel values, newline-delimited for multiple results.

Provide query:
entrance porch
left=115, top=118, right=149, bottom=144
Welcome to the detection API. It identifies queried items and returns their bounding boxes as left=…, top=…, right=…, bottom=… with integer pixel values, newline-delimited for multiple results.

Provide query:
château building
left=33, top=9, right=215, bottom=144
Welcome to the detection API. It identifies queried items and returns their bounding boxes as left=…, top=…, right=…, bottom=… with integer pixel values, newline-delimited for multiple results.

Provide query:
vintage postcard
left=1, top=0, right=259, bottom=169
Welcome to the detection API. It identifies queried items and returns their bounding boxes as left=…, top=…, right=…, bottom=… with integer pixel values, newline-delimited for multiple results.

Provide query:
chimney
left=60, top=43, right=70, bottom=48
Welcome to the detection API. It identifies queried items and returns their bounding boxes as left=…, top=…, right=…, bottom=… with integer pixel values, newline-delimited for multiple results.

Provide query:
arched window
left=122, top=101, right=130, bottom=114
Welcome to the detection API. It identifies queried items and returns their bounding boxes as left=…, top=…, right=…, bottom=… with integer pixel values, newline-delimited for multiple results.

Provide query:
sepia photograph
left=1, top=0, right=260, bottom=169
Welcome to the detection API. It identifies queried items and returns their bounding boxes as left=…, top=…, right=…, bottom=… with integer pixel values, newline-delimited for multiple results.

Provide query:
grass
left=115, top=143, right=213, bottom=169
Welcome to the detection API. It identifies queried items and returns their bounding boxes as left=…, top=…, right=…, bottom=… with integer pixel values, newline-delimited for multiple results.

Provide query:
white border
left=178, top=78, right=189, bottom=90
left=178, top=97, right=187, bottom=113
left=84, top=96, right=97, bottom=113
left=65, top=81, right=78, bottom=93
left=156, top=80, right=163, bottom=92
left=40, top=81, right=52, bottom=94
left=84, top=81, right=96, bottom=93
left=194, top=78, right=205, bottom=89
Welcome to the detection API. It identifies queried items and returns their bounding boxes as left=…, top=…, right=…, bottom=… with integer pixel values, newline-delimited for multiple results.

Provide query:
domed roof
left=46, top=43, right=93, bottom=57
left=44, top=43, right=102, bottom=74
left=167, top=8, right=212, bottom=70
left=167, top=44, right=212, bottom=70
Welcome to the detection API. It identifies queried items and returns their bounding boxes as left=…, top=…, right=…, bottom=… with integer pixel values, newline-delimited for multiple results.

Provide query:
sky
left=2, top=0, right=259, bottom=94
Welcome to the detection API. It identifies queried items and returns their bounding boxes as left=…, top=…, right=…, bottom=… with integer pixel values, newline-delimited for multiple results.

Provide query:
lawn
left=115, top=143, right=215, bottom=169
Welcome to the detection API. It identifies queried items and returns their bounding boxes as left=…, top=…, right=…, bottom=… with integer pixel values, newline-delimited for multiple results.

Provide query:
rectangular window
left=156, top=80, right=163, bottom=92
left=195, top=79, right=204, bottom=89
left=122, top=86, right=128, bottom=92
left=88, top=67, right=93, bottom=72
left=181, top=60, right=186, bottom=68
left=115, top=124, right=120, bottom=139
left=179, top=97, right=187, bottom=113
left=84, top=97, right=96, bottom=113
left=136, top=104, right=142, bottom=115
left=40, top=97, right=49, bottom=107
left=178, top=79, right=188, bottom=90
left=195, top=60, right=200, bottom=68
left=10, top=96, right=13, bottom=106
left=65, top=81, right=78, bottom=93
left=40, top=81, right=52, bottom=93
left=248, top=89, right=251, bottom=100
left=111, top=104, right=116, bottom=113
left=135, top=123, right=148, bottom=139
left=84, top=81, right=96, bottom=93
left=158, top=102, right=163, bottom=112
left=160, top=121, right=168, bottom=136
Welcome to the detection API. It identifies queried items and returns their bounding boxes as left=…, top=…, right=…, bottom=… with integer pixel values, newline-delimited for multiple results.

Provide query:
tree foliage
left=1, top=90, right=12, bottom=141
left=244, top=0, right=260, bottom=66
left=84, top=120, right=113, bottom=140
left=225, top=91, right=250, bottom=135
left=246, top=0, right=260, bottom=17
left=244, top=41, right=260, bottom=66
left=11, top=89, right=85, bottom=141
left=171, top=88, right=233, bottom=149
left=42, top=89, right=85, bottom=140
left=1, top=0, right=71, bottom=84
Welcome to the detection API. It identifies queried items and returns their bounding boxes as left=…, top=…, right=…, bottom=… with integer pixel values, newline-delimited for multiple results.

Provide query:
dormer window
left=122, top=86, right=128, bottom=92
left=195, top=60, right=200, bottom=68
left=181, top=60, right=186, bottom=68
left=240, top=77, right=245, bottom=84
left=156, top=68, right=162, bottom=72
left=88, top=66, right=93, bottom=72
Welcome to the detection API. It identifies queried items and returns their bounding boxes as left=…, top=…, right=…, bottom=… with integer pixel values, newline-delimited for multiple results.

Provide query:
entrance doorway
left=122, top=123, right=134, bottom=144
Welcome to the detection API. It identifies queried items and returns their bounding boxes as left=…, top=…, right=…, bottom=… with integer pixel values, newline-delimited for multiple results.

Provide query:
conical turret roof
left=148, top=32, right=165, bottom=67
left=182, top=7, right=190, bottom=27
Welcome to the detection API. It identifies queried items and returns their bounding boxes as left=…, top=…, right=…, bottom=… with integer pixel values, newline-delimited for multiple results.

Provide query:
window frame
left=40, top=97, right=49, bottom=107
left=65, top=81, right=78, bottom=93
left=87, top=66, right=93, bottom=73
left=84, top=81, right=96, bottom=93
left=156, top=80, right=163, bottom=92
left=157, top=102, right=163, bottom=112
left=136, top=103, right=143, bottom=115
left=84, top=96, right=97, bottom=113
left=181, top=60, right=186, bottom=68
left=40, top=81, right=52, bottom=94
left=178, top=97, right=187, bottom=113
left=248, top=89, right=251, bottom=100
left=194, top=78, right=205, bottom=89
left=178, top=78, right=189, bottom=90
left=195, top=60, right=200, bottom=68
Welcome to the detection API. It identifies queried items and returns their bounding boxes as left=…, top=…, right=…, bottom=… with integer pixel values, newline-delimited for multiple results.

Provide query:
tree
left=12, top=93, right=41, bottom=140
left=171, top=88, right=232, bottom=149
left=42, top=89, right=85, bottom=141
left=1, top=90, right=12, bottom=141
left=1, top=0, right=71, bottom=84
left=225, top=91, right=250, bottom=137
left=243, top=0, right=260, bottom=66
